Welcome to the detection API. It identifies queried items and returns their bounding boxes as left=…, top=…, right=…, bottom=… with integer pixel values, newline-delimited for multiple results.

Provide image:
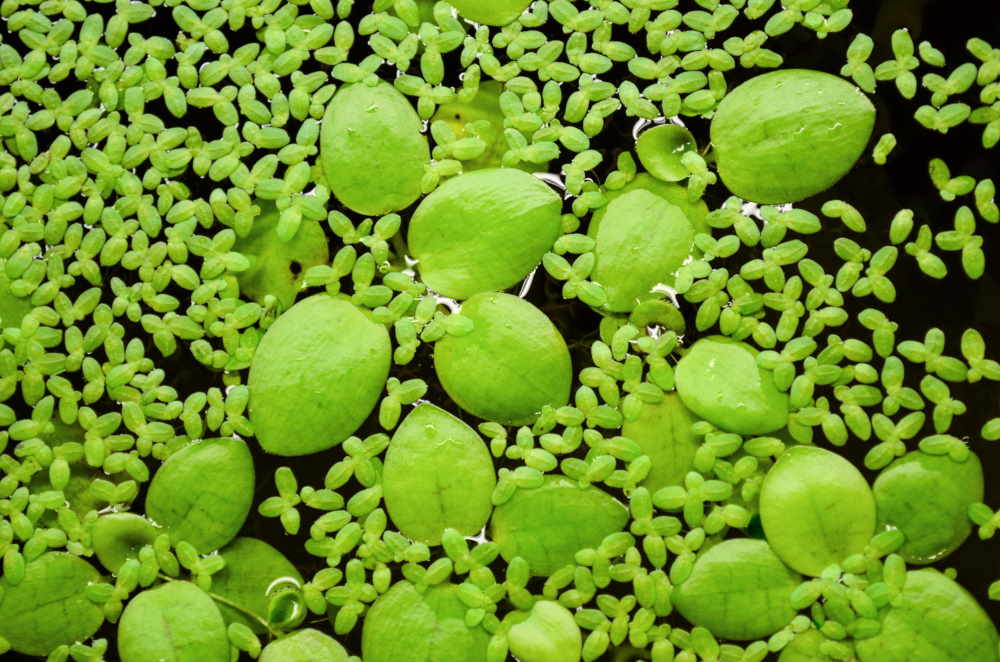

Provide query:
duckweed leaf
left=675, top=336, right=789, bottom=435
left=760, top=446, right=876, bottom=576
left=383, top=403, right=496, bottom=545
left=590, top=189, right=696, bottom=312
left=490, top=475, right=628, bottom=576
left=671, top=539, right=800, bottom=641
left=711, top=69, right=876, bottom=203
left=362, top=581, right=490, bottom=662
left=507, top=600, right=582, bottom=662
left=211, top=538, right=304, bottom=634
left=620, top=393, right=699, bottom=492
left=873, top=450, right=984, bottom=564
left=434, top=292, right=572, bottom=425
left=321, top=80, right=429, bottom=215
left=91, top=513, right=160, bottom=573
left=118, top=581, right=230, bottom=662
left=0, top=552, right=104, bottom=656
left=408, top=169, right=562, bottom=300
left=145, top=437, right=255, bottom=553
left=260, top=628, right=349, bottom=662
left=248, top=294, right=392, bottom=455
left=854, top=570, right=1000, bottom=662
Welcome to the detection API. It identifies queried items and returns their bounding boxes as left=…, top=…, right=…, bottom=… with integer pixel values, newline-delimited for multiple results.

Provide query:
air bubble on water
left=518, top=267, right=538, bottom=298
left=266, top=576, right=303, bottom=595
left=533, top=172, right=565, bottom=193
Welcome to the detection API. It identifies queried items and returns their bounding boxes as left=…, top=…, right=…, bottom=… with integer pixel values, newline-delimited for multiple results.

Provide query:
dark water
left=5, top=0, right=1000, bottom=660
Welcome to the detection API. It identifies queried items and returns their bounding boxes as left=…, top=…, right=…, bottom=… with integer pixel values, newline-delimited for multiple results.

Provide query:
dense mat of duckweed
left=1, top=1, right=1000, bottom=661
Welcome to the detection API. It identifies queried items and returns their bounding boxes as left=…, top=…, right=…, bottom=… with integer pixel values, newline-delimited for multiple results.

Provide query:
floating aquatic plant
left=0, top=1, right=999, bottom=661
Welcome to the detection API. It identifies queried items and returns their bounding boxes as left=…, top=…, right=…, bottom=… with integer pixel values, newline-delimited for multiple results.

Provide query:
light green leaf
left=0, top=552, right=104, bottom=656
left=145, top=437, right=255, bottom=553
left=118, top=581, right=230, bottom=662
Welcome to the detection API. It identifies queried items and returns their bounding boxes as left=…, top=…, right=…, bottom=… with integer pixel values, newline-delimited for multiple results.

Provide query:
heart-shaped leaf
left=760, top=446, right=876, bottom=576
left=145, top=437, right=255, bottom=553
left=0, top=552, right=104, bottom=656
left=383, top=403, right=496, bottom=545
left=118, top=581, right=229, bottom=662
left=672, top=539, right=800, bottom=641
left=490, top=475, right=628, bottom=576
left=210, top=537, right=303, bottom=633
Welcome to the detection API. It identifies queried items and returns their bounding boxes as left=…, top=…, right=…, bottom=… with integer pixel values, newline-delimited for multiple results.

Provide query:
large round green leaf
left=590, top=189, right=695, bottom=312
left=320, top=79, right=429, bottom=215
left=145, top=437, right=255, bottom=553
left=710, top=69, right=876, bottom=203
left=621, top=393, right=698, bottom=492
left=507, top=600, right=582, bottom=662
left=434, top=292, right=571, bottom=425
left=448, top=0, right=532, bottom=25
left=408, top=169, right=562, bottom=300
left=590, top=174, right=709, bottom=238
left=855, top=570, right=999, bottom=662
left=490, top=475, right=628, bottom=576
left=234, top=201, right=329, bottom=310
left=0, top=552, right=104, bottom=656
left=873, top=450, right=984, bottom=564
left=260, top=629, right=349, bottom=662
left=760, top=446, right=876, bottom=576
left=118, top=581, right=230, bottom=662
left=248, top=294, right=391, bottom=455
left=383, top=403, right=496, bottom=545
left=675, top=336, right=788, bottom=435
left=91, top=512, right=160, bottom=572
left=778, top=630, right=829, bottom=662
left=672, top=538, right=799, bottom=640
left=210, top=537, right=304, bottom=634
left=431, top=82, right=510, bottom=171
left=362, top=581, right=490, bottom=662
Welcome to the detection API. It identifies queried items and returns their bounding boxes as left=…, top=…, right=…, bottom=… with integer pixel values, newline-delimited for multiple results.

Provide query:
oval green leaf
left=408, top=169, right=562, bottom=300
left=383, top=403, right=496, bottom=545
left=873, top=450, right=984, bottom=564
left=635, top=124, right=698, bottom=183
left=260, top=628, right=349, bottom=662
left=672, top=538, right=800, bottom=641
left=855, top=569, right=999, bottom=662
left=145, top=437, right=255, bottom=553
left=448, top=0, right=532, bottom=25
left=234, top=201, right=329, bottom=310
left=590, top=174, right=710, bottom=238
left=0, top=552, right=104, bottom=656
left=490, top=475, right=628, bottom=576
left=431, top=82, right=510, bottom=171
left=92, top=512, right=160, bottom=573
left=711, top=69, right=876, bottom=203
left=675, top=336, right=789, bottom=435
left=248, top=294, right=391, bottom=455
left=118, top=581, right=230, bottom=662
left=210, top=537, right=304, bottom=634
left=591, top=189, right=695, bottom=312
left=760, top=446, right=876, bottom=576
left=362, top=581, right=490, bottom=662
left=507, top=600, right=582, bottom=662
left=434, top=292, right=572, bottom=425
left=321, top=79, right=429, bottom=215
left=779, top=630, right=829, bottom=662
left=621, top=393, right=698, bottom=492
